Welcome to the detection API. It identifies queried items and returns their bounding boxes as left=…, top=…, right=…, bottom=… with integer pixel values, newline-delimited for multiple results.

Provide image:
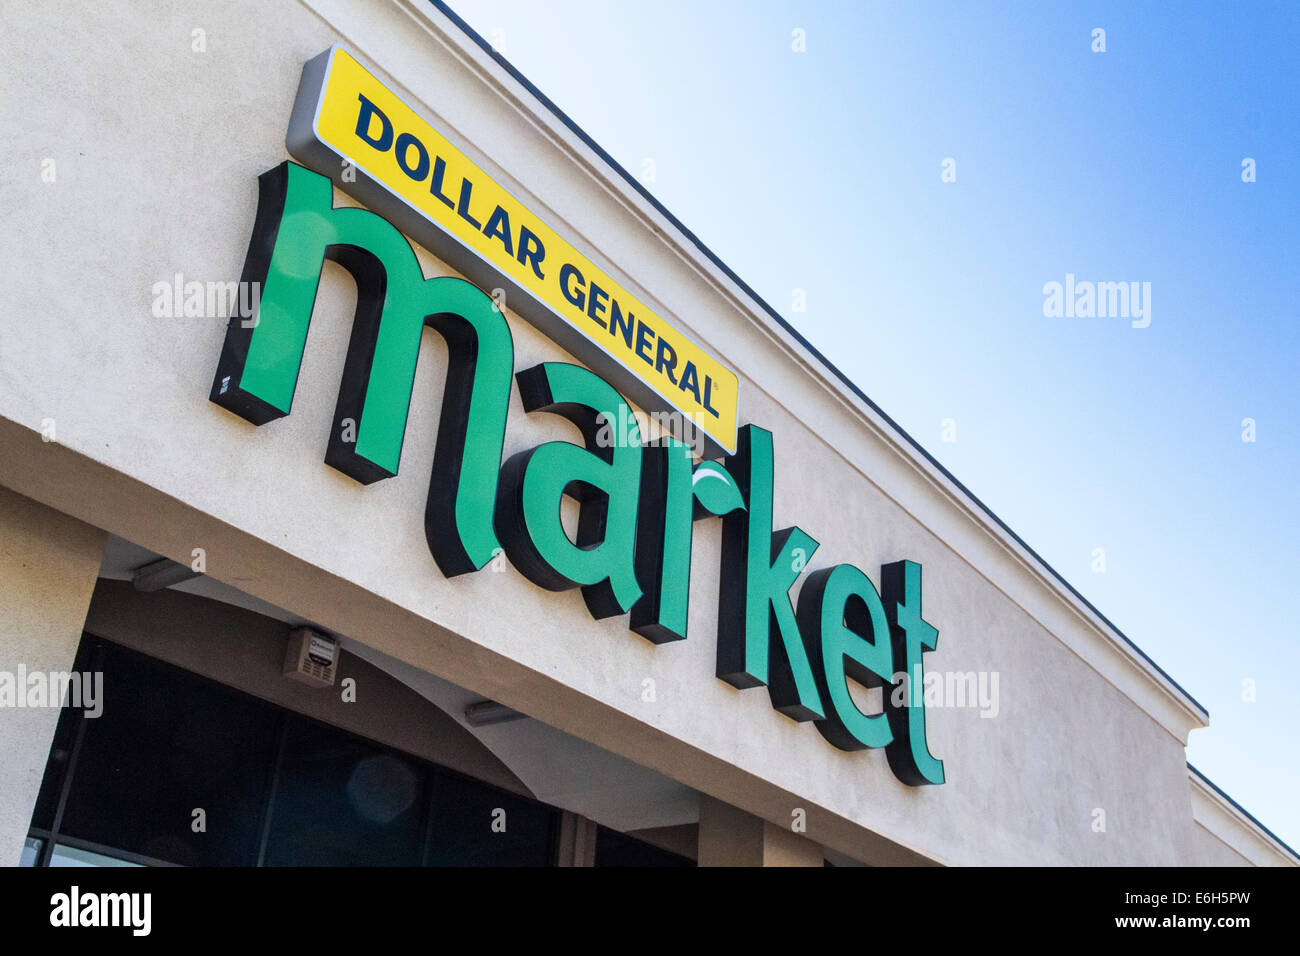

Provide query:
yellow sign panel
left=290, top=47, right=738, bottom=454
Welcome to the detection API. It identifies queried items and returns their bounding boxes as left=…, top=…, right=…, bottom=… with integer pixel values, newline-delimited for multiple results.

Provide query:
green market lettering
left=210, top=161, right=945, bottom=787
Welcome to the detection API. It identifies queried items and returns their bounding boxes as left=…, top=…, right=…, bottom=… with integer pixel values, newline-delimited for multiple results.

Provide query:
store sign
left=285, top=46, right=738, bottom=457
left=207, top=50, right=945, bottom=787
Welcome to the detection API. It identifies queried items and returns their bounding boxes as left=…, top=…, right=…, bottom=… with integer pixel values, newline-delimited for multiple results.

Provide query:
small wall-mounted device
left=283, top=627, right=339, bottom=688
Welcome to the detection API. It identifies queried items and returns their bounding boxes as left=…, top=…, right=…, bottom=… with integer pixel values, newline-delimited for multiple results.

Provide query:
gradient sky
left=448, top=0, right=1300, bottom=848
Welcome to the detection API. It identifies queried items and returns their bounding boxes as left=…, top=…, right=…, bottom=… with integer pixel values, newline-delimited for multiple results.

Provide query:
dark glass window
left=424, top=767, right=559, bottom=866
left=262, top=716, right=429, bottom=866
left=594, top=825, right=694, bottom=867
left=28, top=639, right=96, bottom=832
left=56, top=640, right=281, bottom=866
left=29, top=634, right=566, bottom=867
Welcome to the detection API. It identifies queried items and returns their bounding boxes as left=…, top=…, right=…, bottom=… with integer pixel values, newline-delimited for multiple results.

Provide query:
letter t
left=882, top=560, right=945, bottom=785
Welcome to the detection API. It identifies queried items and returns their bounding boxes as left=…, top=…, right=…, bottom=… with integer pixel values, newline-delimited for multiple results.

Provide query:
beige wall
left=0, top=0, right=1287, bottom=865
left=0, top=488, right=105, bottom=864
left=698, top=795, right=825, bottom=867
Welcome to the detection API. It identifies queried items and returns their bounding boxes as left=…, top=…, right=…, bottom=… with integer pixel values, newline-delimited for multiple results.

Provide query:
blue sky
left=449, top=0, right=1300, bottom=848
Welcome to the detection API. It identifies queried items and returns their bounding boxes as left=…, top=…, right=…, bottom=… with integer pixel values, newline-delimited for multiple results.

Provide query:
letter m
left=1097, top=281, right=1129, bottom=317
left=209, top=161, right=515, bottom=576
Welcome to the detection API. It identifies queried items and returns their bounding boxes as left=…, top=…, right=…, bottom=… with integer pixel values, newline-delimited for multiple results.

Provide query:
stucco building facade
left=0, top=0, right=1291, bottom=867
